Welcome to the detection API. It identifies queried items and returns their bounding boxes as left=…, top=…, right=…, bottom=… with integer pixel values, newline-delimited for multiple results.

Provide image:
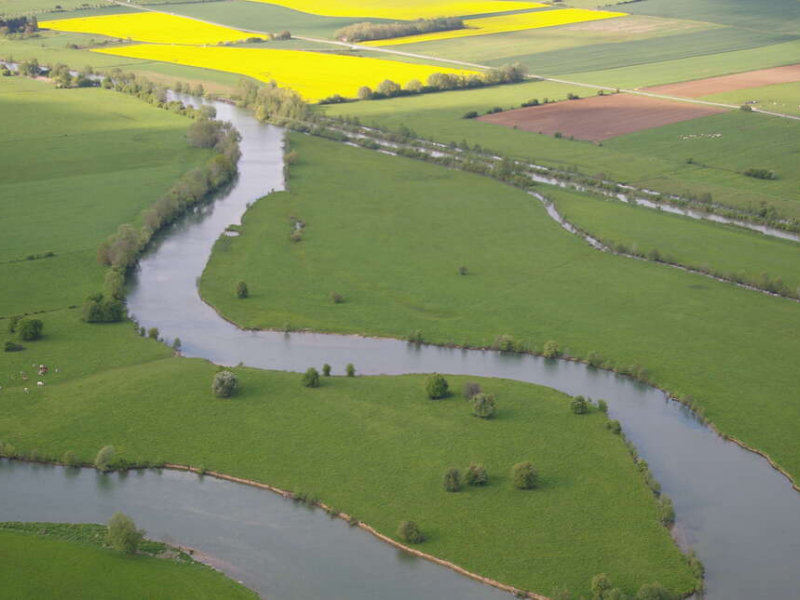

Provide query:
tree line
left=335, top=17, right=464, bottom=43
left=0, top=16, right=37, bottom=37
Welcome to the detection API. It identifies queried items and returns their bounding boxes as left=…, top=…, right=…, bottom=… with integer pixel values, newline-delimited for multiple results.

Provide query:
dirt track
left=645, top=64, right=800, bottom=98
left=478, top=94, right=726, bottom=142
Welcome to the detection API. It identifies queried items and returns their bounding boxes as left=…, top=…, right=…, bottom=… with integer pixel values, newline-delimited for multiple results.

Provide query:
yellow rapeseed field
left=40, top=12, right=266, bottom=45
left=246, top=0, right=545, bottom=20
left=364, top=8, right=628, bottom=46
left=93, top=45, right=478, bottom=102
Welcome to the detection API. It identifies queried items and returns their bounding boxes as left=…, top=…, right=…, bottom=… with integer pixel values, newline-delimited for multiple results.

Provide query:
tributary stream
left=4, top=95, right=799, bottom=600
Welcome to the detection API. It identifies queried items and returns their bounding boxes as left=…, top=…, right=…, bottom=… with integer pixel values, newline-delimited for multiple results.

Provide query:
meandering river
left=5, top=94, right=799, bottom=600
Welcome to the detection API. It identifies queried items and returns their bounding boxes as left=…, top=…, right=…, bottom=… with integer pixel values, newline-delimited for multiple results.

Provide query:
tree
left=597, top=399, right=608, bottom=413
left=512, top=462, right=538, bottom=489
left=16, top=318, right=43, bottom=341
left=322, top=363, right=332, bottom=376
left=357, top=86, right=373, bottom=100
left=606, top=420, right=622, bottom=435
left=376, top=79, right=401, bottom=97
left=591, top=574, right=613, bottom=600
left=463, top=381, right=482, bottom=399
left=443, top=467, right=461, bottom=492
left=405, top=79, right=422, bottom=93
left=465, top=463, right=488, bottom=486
left=397, top=520, right=424, bottom=544
left=425, top=373, right=449, bottom=399
left=635, top=583, right=673, bottom=600
left=302, top=367, right=320, bottom=388
left=570, top=396, right=588, bottom=415
left=147, top=327, right=159, bottom=340
left=345, top=363, right=356, bottom=377
left=95, top=445, right=115, bottom=472
left=236, top=280, right=249, bottom=298
left=543, top=340, right=561, bottom=358
left=472, top=393, right=496, bottom=419
left=212, top=370, right=239, bottom=398
left=107, top=512, right=144, bottom=554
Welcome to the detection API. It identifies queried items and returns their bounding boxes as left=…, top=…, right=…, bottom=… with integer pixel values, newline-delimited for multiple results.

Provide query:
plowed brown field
left=478, top=94, right=726, bottom=142
left=646, top=64, right=800, bottom=98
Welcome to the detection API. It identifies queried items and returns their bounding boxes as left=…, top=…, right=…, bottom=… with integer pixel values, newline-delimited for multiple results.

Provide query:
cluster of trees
left=6, top=316, right=43, bottom=343
left=742, top=167, right=777, bottom=180
left=237, top=79, right=310, bottom=123
left=356, top=63, right=527, bottom=102
left=50, top=63, right=97, bottom=88
left=335, top=17, right=464, bottom=42
left=83, top=292, right=125, bottom=323
left=17, top=58, right=42, bottom=77
left=0, top=16, right=38, bottom=37
left=443, top=463, right=488, bottom=492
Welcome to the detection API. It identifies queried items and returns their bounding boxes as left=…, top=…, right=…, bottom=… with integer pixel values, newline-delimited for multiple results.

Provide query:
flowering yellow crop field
left=40, top=12, right=265, bottom=45
left=246, top=0, right=546, bottom=20
left=364, top=8, right=628, bottom=46
left=94, top=45, right=478, bottom=102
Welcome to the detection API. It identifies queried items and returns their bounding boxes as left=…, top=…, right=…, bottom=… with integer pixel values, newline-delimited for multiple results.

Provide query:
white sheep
left=37, top=381, right=44, bottom=387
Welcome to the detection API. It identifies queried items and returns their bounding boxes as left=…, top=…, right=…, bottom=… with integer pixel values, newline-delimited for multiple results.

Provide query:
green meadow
left=701, top=81, right=800, bottom=117
left=200, top=133, right=800, bottom=484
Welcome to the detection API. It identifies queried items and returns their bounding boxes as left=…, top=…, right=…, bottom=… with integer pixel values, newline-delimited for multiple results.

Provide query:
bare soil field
left=478, top=94, right=726, bottom=141
left=645, top=64, right=800, bottom=97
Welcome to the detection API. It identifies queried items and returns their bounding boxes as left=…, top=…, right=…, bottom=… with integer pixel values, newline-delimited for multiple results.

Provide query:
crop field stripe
left=645, top=64, right=800, bottom=98
left=365, top=8, right=628, bottom=47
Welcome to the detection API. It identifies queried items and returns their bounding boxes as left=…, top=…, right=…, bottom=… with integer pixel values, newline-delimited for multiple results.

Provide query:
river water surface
left=4, top=95, right=799, bottom=600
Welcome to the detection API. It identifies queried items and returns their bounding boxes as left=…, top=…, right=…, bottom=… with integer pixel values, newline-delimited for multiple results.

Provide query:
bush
left=345, top=363, right=356, bottom=377
left=597, top=399, right=608, bottom=413
left=543, top=340, right=561, bottom=358
left=95, top=445, right=115, bottom=472
left=493, top=334, right=515, bottom=352
left=302, top=367, right=320, bottom=388
left=472, top=393, right=496, bottom=419
left=407, top=329, right=424, bottom=344
left=606, top=420, right=622, bottom=435
left=425, top=373, right=449, bottom=399
left=443, top=467, right=461, bottom=492
left=397, top=520, right=424, bottom=544
left=458, top=265, right=469, bottom=275
left=658, top=494, right=675, bottom=525
left=16, top=318, right=43, bottom=341
left=7, top=315, right=20, bottom=333
left=465, top=463, right=488, bottom=486
left=463, top=381, right=482, bottom=399
left=212, top=370, right=239, bottom=398
left=322, top=363, right=331, bottom=376
left=4, top=341, right=23, bottom=352
left=147, top=327, right=159, bottom=340
left=83, top=293, right=125, bottom=323
left=512, top=462, right=538, bottom=490
left=570, top=395, right=588, bottom=414
left=357, top=85, right=373, bottom=100
left=635, top=583, right=673, bottom=600
left=743, top=167, right=777, bottom=180
left=62, top=450, right=80, bottom=467
left=587, top=351, right=604, bottom=368
left=330, top=291, right=344, bottom=304
left=236, top=280, right=249, bottom=298
left=462, top=111, right=479, bottom=119
left=591, top=574, right=613, bottom=599
left=107, top=512, right=144, bottom=554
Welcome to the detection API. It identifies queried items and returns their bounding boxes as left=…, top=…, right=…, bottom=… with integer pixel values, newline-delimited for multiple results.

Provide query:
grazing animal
left=37, top=381, right=44, bottom=387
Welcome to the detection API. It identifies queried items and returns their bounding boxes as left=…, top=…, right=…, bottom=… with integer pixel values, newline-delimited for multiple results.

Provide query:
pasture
left=200, top=133, right=800, bottom=485
left=646, top=64, right=800, bottom=98
left=700, top=81, right=800, bottom=117
left=478, top=94, right=726, bottom=142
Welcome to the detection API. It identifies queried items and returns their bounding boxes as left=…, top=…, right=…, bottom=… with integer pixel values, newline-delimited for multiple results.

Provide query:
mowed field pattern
left=478, top=94, right=727, bottom=141
left=40, top=12, right=266, bottom=45
left=94, top=45, right=477, bottom=101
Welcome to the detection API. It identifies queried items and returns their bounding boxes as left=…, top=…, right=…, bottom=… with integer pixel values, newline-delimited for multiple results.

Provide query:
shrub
left=357, top=85, right=373, bottom=100
left=330, top=291, right=344, bottom=304
left=95, top=445, right=115, bottom=472
left=4, top=341, right=23, bottom=352
left=463, top=381, right=482, bottom=399
left=493, top=334, right=515, bottom=352
left=407, top=329, right=424, bottom=344
left=147, top=327, right=159, bottom=340
left=472, top=393, right=496, bottom=419
left=397, top=520, right=424, bottom=544
left=606, top=420, right=622, bottom=435
left=743, top=167, right=777, bottom=180
left=486, top=106, right=503, bottom=115
left=463, top=111, right=479, bottom=119
left=107, top=512, right=144, bottom=554
left=465, top=463, right=488, bottom=486
left=322, top=363, right=331, bottom=376
left=567, top=92, right=580, bottom=100
left=658, top=494, right=675, bottom=525
left=302, top=367, right=320, bottom=387
left=345, top=363, right=356, bottom=377
left=570, top=396, right=589, bottom=414
left=236, top=280, right=249, bottom=298
left=740, top=104, right=753, bottom=112
left=591, top=574, right=613, bottom=599
left=425, top=373, right=449, bottom=399
left=587, top=351, right=604, bottom=367
left=16, top=318, right=43, bottom=341
left=597, top=399, right=608, bottom=413
left=62, top=450, right=79, bottom=467
left=635, top=583, right=673, bottom=600
left=443, top=467, right=461, bottom=492
left=512, top=462, right=538, bottom=490
left=7, top=315, right=20, bottom=333
left=212, top=370, right=239, bottom=398
left=542, top=340, right=561, bottom=358
left=458, top=265, right=469, bottom=275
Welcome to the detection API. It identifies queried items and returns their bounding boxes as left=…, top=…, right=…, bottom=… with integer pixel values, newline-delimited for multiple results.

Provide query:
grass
left=0, top=0, right=114, bottom=17
left=547, top=188, right=800, bottom=293
left=0, top=76, right=210, bottom=309
left=200, top=133, right=800, bottom=485
left=0, top=350, right=697, bottom=597
left=0, top=525, right=258, bottom=599
left=700, top=81, right=800, bottom=117
left=327, top=86, right=800, bottom=219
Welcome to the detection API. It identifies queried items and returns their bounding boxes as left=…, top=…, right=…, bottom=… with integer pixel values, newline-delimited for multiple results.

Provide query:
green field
left=0, top=524, right=259, bottom=599
left=200, top=133, right=800, bottom=485
left=0, top=76, right=210, bottom=313
left=701, top=81, right=800, bottom=117
left=547, top=188, right=800, bottom=293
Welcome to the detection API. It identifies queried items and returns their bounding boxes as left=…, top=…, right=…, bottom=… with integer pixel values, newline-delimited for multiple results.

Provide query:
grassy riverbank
left=200, top=133, right=800, bottom=485
left=0, top=523, right=258, bottom=599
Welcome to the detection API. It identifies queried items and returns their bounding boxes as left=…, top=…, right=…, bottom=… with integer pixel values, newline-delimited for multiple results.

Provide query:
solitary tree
left=512, top=462, right=538, bottom=490
left=443, top=467, right=461, bottom=492
left=345, top=363, right=356, bottom=377
left=302, top=367, right=320, bottom=388
left=147, top=327, right=159, bottom=340
left=543, top=340, right=561, bottom=358
left=236, top=280, right=249, bottom=299
left=212, top=370, right=239, bottom=398
left=472, top=393, right=496, bottom=419
left=570, top=396, right=588, bottom=415
left=425, top=373, right=449, bottom=399
left=95, top=445, right=116, bottom=472
left=107, top=512, right=144, bottom=554
left=322, top=363, right=332, bottom=376
left=397, top=520, right=424, bottom=544
left=465, top=463, right=488, bottom=486
left=16, top=318, right=43, bottom=341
